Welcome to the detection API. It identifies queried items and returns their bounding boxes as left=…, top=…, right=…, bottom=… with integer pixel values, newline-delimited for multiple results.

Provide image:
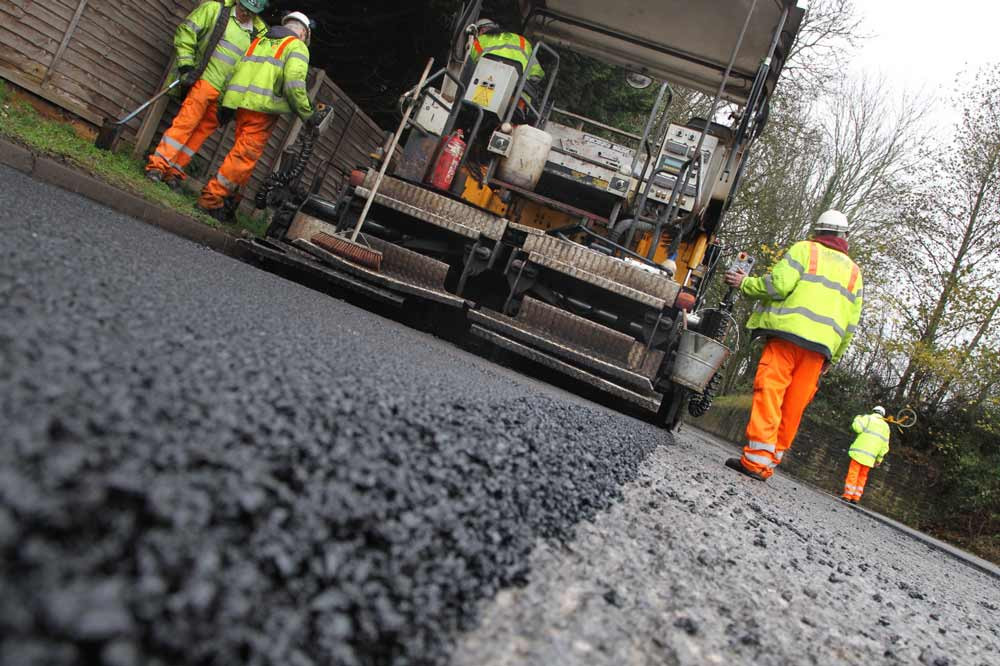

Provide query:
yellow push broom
left=313, top=57, right=435, bottom=271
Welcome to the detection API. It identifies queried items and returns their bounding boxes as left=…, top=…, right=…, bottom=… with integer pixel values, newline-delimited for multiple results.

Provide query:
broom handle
left=350, top=57, right=434, bottom=242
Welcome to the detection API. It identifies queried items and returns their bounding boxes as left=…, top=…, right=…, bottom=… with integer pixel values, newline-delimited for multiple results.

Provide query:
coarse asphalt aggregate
left=1, top=164, right=998, bottom=665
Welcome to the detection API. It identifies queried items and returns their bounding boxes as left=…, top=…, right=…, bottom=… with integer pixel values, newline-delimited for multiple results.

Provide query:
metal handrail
left=549, top=107, right=643, bottom=142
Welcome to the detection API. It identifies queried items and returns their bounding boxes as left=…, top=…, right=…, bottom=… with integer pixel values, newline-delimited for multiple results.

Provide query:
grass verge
left=0, top=80, right=267, bottom=237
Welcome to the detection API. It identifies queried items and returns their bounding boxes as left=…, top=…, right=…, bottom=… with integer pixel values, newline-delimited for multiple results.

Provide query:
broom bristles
left=312, top=232, right=383, bottom=271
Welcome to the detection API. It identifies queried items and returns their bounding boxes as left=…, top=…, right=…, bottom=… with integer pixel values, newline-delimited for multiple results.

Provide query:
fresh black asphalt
left=0, top=165, right=661, bottom=665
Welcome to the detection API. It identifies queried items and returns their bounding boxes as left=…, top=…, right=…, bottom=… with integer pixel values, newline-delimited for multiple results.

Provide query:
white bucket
left=670, top=329, right=731, bottom=392
left=497, top=125, right=552, bottom=190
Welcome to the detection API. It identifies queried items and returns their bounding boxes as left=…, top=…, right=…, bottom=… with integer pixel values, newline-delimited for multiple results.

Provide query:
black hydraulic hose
left=255, top=126, right=319, bottom=209
left=609, top=217, right=649, bottom=246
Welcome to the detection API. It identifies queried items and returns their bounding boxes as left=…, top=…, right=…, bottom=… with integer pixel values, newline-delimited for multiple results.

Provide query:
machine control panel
left=641, top=123, right=727, bottom=213
left=728, top=251, right=755, bottom=275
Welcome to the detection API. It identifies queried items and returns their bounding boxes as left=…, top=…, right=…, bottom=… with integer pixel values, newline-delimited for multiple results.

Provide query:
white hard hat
left=474, top=18, right=500, bottom=33
left=283, top=11, right=312, bottom=44
left=873, top=406, right=886, bottom=416
left=812, top=209, right=849, bottom=236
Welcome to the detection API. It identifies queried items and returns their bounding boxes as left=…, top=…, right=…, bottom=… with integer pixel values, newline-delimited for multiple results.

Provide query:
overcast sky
left=847, top=0, right=997, bottom=127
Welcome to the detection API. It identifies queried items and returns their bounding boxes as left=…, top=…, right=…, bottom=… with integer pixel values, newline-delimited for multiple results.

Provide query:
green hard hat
left=239, top=0, right=268, bottom=13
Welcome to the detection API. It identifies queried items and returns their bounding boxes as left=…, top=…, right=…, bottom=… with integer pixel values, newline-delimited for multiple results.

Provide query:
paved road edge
left=0, top=138, right=251, bottom=261
left=683, top=424, right=1000, bottom=581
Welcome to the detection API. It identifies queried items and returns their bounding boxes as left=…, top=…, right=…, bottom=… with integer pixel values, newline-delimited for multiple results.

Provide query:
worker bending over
left=723, top=210, right=864, bottom=481
left=197, top=11, right=319, bottom=220
left=146, top=0, right=268, bottom=187
left=842, top=406, right=890, bottom=503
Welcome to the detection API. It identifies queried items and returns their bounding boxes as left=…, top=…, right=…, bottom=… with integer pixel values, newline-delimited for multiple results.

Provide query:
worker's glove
left=178, top=66, right=198, bottom=88
left=217, top=106, right=235, bottom=126
left=305, top=106, right=329, bottom=129
left=821, top=360, right=832, bottom=376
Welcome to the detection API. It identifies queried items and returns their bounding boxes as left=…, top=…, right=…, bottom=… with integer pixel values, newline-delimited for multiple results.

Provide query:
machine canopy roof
left=517, top=0, right=804, bottom=105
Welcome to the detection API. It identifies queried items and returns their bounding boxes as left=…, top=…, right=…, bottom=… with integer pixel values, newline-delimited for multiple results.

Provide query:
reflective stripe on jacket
left=471, top=32, right=545, bottom=81
left=173, top=0, right=266, bottom=93
left=221, top=26, right=314, bottom=120
left=741, top=240, right=863, bottom=363
left=849, top=412, right=890, bottom=466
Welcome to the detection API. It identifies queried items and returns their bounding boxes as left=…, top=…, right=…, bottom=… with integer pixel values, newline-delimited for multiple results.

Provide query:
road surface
left=1, top=165, right=997, bottom=666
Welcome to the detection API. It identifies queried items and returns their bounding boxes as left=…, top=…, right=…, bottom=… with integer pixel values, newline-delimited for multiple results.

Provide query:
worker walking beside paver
left=146, top=0, right=268, bottom=187
left=722, top=210, right=864, bottom=482
left=197, top=11, right=320, bottom=220
left=842, top=406, right=890, bottom=503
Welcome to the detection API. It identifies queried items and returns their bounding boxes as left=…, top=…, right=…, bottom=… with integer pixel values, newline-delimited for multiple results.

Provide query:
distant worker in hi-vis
left=722, top=210, right=864, bottom=482
left=841, top=406, right=890, bottom=504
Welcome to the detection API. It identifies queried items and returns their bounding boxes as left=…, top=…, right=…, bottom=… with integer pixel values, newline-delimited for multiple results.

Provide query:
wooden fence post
left=40, top=0, right=88, bottom=87
left=132, top=58, right=178, bottom=159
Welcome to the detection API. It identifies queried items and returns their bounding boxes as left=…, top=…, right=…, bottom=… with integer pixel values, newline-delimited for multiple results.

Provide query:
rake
left=313, top=58, right=434, bottom=271
left=95, top=80, right=180, bottom=151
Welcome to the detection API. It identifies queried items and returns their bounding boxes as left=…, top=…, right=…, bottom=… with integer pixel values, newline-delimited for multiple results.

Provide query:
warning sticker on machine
left=471, top=84, right=495, bottom=107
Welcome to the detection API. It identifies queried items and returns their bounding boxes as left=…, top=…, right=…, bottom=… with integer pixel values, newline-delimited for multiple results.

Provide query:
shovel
left=95, top=79, right=180, bottom=151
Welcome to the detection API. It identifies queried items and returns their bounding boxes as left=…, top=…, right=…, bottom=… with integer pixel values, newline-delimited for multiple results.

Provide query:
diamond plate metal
left=522, top=234, right=680, bottom=306
left=291, top=238, right=464, bottom=308
left=359, top=170, right=507, bottom=240
left=470, top=325, right=662, bottom=412
left=287, top=212, right=338, bottom=241
left=516, top=296, right=635, bottom=364
left=527, top=252, right=666, bottom=309
left=364, top=235, right=448, bottom=291
left=469, top=307, right=656, bottom=392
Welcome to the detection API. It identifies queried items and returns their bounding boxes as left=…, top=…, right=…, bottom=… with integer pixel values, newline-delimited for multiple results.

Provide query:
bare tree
left=892, top=67, right=1000, bottom=404
left=781, top=0, right=867, bottom=97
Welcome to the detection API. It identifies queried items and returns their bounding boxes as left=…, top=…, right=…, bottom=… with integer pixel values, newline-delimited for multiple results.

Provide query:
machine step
left=470, top=324, right=662, bottom=412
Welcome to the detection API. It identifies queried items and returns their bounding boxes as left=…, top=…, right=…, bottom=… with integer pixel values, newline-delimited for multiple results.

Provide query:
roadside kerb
left=0, top=137, right=250, bottom=261
left=681, top=423, right=1000, bottom=581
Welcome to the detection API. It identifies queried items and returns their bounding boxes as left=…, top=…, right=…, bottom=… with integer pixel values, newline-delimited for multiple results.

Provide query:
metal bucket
left=670, top=329, right=731, bottom=392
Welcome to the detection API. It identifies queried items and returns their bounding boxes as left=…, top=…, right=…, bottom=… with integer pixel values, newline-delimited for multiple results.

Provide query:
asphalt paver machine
left=242, top=0, right=804, bottom=427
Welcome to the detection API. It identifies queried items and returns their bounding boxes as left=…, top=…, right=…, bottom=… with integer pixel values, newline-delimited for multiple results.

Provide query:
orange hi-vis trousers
left=842, top=459, right=871, bottom=501
left=198, top=109, right=278, bottom=210
left=146, top=79, right=220, bottom=181
left=741, top=337, right=826, bottom=479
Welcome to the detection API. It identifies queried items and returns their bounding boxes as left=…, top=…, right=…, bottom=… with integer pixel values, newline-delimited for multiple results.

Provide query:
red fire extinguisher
left=429, top=129, right=466, bottom=190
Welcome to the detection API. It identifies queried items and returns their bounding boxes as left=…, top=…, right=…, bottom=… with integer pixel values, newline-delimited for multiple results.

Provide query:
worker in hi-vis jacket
left=723, top=210, right=864, bottom=482
left=197, top=11, right=319, bottom=220
left=146, top=0, right=268, bottom=187
left=842, top=406, right=890, bottom=503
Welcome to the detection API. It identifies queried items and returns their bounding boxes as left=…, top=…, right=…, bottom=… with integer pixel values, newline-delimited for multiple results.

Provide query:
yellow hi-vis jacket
left=173, top=0, right=266, bottom=93
left=471, top=33, right=545, bottom=82
left=221, top=26, right=314, bottom=121
left=850, top=412, right=890, bottom=467
left=740, top=240, right=863, bottom=363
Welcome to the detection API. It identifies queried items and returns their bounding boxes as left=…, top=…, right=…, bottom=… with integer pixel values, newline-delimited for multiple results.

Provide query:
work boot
left=146, top=169, right=164, bottom=183
left=163, top=177, right=182, bottom=192
left=197, top=203, right=232, bottom=224
left=724, top=457, right=767, bottom=482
